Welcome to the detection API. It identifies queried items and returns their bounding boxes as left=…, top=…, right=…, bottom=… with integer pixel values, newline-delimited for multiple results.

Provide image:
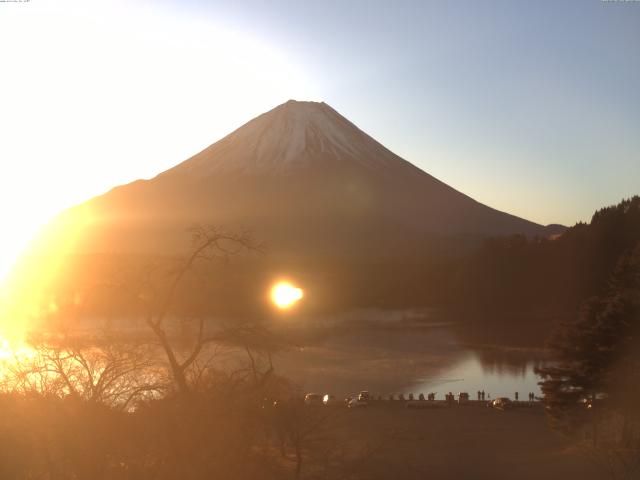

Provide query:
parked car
left=579, top=394, right=608, bottom=410
left=304, top=393, right=323, bottom=406
left=492, top=397, right=512, bottom=410
left=358, top=391, right=371, bottom=402
left=347, top=394, right=368, bottom=408
left=323, top=394, right=342, bottom=406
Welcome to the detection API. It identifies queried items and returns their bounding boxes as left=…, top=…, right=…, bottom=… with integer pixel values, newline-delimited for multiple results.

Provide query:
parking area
left=301, top=400, right=599, bottom=480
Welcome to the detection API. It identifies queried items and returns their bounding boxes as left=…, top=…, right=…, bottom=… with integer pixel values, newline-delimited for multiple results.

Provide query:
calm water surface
left=276, top=312, right=548, bottom=399
left=406, top=353, right=543, bottom=399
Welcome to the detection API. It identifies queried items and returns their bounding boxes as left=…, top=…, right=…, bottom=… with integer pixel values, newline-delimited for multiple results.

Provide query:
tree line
left=450, top=196, right=640, bottom=315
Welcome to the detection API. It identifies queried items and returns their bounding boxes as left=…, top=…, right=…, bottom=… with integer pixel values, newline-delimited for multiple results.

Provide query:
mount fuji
left=27, top=100, right=565, bottom=314
left=66, top=100, right=559, bottom=260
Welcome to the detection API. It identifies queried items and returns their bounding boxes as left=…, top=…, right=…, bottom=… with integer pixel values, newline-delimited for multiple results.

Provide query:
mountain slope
left=68, top=100, right=555, bottom=259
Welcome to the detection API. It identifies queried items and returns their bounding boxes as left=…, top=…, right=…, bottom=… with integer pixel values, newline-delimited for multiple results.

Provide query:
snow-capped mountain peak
left=169, top=100, right=399, bottom=176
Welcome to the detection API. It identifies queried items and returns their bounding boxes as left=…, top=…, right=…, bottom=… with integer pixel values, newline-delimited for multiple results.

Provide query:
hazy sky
left=0, top=0, right=639, bottom=276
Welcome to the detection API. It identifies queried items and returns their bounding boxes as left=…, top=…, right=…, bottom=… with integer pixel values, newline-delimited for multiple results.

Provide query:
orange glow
left=270, top=281, right=303, bottom=310
left=0, top=204, right=96, bottom=343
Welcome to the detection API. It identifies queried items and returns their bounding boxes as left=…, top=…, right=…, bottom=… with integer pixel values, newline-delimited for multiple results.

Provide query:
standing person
left=515, top=392, right=519, bottom=401
left=477, top=390, right=481, bottom=401
left=481, top=390, right=485, bottom=401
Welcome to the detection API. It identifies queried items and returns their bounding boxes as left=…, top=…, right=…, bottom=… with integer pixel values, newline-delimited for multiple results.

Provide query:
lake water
left=3, top=310, right=548, bottom=402
left=405, top=352, right=542, bottom=399
left=274, top=314, right=547, bottom=400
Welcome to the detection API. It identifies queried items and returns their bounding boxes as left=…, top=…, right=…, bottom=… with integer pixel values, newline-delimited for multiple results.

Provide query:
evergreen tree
left=456, top=196, right=640, bottom=315
left=537, top=243, right=640, bottom=447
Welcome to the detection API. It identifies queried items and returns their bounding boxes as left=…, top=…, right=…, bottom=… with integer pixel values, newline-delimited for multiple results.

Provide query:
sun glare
left=0, top=0, right=318, bottom=294
left=0, top=204, right=96, bottom=349
left=271, top=281, right=304, bottom=310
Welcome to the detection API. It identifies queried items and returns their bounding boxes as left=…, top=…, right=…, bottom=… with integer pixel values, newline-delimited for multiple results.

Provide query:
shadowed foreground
left=0, top=390, right=600, bottom=479
left=318, top=403, right=597, bottom=480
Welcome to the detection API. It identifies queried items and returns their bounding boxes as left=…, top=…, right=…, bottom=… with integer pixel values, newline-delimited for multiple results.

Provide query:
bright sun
left=271, top=281, right=304, bottom=310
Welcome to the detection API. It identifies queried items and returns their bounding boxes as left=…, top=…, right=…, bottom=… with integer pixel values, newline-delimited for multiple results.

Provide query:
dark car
left=492, top=397, right=513, bottom=410
left=358, top=391, right=371, bottom=402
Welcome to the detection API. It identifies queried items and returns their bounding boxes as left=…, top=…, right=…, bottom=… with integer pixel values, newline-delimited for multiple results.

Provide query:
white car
left=323, top=394, right=342, bottom=406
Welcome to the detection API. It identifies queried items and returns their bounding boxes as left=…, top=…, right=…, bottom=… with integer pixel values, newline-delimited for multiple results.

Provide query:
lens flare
left=270, top=281, right=303, bottom=309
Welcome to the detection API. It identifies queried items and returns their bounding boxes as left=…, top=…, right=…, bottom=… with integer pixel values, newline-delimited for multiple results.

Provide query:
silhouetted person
left=515, top=392, right=519, bottom=401
left=447, top=392, right=454, bottom=407
left=477, top=390, right=481, bottom=401
left=481, top=390, right=485, bottom=401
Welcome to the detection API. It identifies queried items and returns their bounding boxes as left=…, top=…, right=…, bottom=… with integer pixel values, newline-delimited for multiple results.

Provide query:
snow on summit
left=169, top=100, right=401, bottom=176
